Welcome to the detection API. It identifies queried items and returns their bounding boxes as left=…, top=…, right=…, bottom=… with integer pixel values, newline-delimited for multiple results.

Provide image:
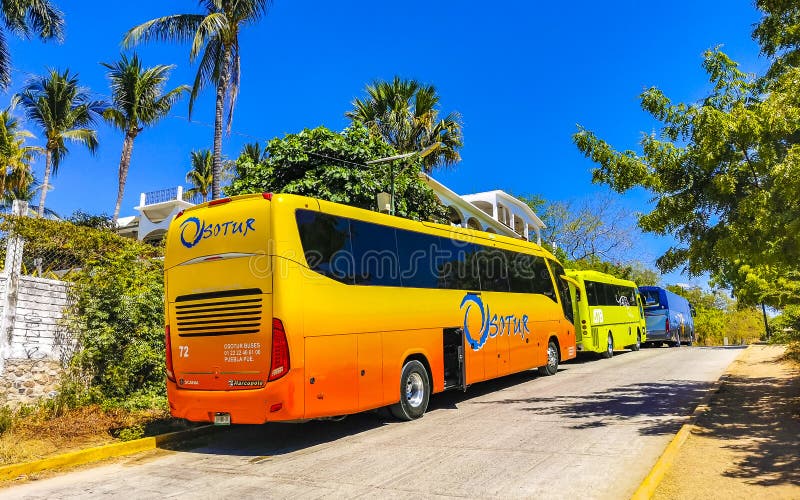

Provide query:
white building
left=420, top=174, right=544, bottom=244
left=117, top=187, right=194, bottom=243
left=118, top=177, right=545, bottom=244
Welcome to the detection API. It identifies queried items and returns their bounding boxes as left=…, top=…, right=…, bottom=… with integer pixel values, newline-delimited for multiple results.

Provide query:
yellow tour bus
left=163, top=193, right=577, bottom=424
left=564, top=270, right=646, bottom=358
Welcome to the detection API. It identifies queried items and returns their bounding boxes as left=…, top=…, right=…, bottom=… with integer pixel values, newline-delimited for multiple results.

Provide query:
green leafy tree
left=123, top=0, right=273, bottom=201
left=346, top=76, right=463, bottom=173
left=17, top=69, right=104, bottom=217
left=226, top=123, right=449, bottom=222
left=102, top=53, right=188, bottom=222
left=753, top=0, right=800, bottom=79
left=67, top=210, right=116, bottom=230
left=0, top=0, right=63, bottom=89
left=185, top=149, right=213, bottom=203
left=770, top=304, right=800, bottom=360
left=573, top=48, right=800, bottom=308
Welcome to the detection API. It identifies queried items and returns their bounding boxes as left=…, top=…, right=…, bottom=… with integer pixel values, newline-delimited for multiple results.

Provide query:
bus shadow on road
left=481, top=379, right=714, bottom=436
left=180, top=371, right=554, bottom=459
left=183, top=413, right=392, bottom=459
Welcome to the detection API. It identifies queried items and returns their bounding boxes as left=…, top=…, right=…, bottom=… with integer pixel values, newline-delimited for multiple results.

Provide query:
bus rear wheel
left=390, top=360, right=430, bottom=421
left=538, top=340, right=559, bottom=376
left=631, top=330, right=641, bottom=351
left=601, top=333, right=613, bottom=359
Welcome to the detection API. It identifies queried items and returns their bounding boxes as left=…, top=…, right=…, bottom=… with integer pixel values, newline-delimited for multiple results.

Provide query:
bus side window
left=396, top=229, right=440, bottom=289
left=475, top=248, right=509, bottom=292
left=296, top=210, right=354, bottom=284
left=350, top=220, right=401, bottom=287
left=436, top=239, right=479, bottom=291
left=586, top=281, right=598, bottom=306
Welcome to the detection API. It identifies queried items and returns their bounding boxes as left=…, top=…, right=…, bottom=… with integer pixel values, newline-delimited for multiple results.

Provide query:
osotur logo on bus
left=179, top=216, right=256, bottom=249
left=460, top=293, right=530, bottom=350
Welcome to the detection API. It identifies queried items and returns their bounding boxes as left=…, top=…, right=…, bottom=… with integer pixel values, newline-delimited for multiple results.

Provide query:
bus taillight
left=165, top=325, right=176, bottom=382
left=269, top=318, right=290, bottom=381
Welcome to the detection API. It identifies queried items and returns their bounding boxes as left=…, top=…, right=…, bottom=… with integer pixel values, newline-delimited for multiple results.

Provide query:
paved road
left=4, top=346, right=743, bottom=499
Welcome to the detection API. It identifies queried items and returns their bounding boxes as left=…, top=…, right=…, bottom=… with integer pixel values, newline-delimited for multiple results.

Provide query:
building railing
left=139, top=187, right=207, bottom=207
left=142, top=187, right=181, bottom=205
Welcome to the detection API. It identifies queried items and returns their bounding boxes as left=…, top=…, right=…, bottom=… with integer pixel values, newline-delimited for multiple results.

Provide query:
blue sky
left=8, top=1, right=768, bottom=285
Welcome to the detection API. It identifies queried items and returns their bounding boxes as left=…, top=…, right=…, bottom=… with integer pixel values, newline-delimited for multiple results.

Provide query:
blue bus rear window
left=641, top=289, right=661, bottom=308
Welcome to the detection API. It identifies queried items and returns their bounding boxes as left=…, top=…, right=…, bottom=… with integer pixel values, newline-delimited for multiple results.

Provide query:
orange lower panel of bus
left=167, top=377, right=303, bottom=424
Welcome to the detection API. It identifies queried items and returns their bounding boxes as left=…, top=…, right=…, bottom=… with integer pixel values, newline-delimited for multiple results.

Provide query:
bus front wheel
left=390, top=360, right=430, bottom=421
left=538, top=339, right=559, bottom=376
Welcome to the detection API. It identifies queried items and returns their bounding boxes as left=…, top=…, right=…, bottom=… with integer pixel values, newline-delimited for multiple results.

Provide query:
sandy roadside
left=653, top=345, right=800, bottom=499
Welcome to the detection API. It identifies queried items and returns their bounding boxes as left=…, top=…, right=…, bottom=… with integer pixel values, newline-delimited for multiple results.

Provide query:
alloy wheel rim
left=548, top=344, right=557, bottom=369
left=406, top=372, right=425, bottom=407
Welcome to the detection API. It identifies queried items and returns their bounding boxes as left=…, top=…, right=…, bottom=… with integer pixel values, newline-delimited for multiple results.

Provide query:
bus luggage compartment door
left=304, top=335, right=358, bottom=418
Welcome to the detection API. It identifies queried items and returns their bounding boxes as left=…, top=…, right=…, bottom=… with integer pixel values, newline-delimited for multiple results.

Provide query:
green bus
left=563, top=270, right=646, bottom=358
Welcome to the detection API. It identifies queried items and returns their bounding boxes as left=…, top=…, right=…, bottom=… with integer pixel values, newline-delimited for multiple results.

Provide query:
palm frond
left=60, top=128, right=98, bottom=152
left=191, top=12, right=227, bottom=60
left=122, top=14, right=206, bottom=48
left=24, top=0, right=65, bottom=41
left=188, top=37, right=222, bottom=117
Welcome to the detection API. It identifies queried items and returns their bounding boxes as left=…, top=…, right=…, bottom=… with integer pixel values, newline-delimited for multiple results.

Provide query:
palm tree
left=0, top=0, right=64, bottom=89
left=123, top=0, right=273, bottom=201
left=0, top=97, right=40, bottom=198
left=346, top=76, right=463, bottom=173
left=102, top=53, right=189, bottom=222
left=240, top=141, right=265, bottom=164
left=185, top=149, right=213, bottom=203
left=17, top=69, right=104, bottom=217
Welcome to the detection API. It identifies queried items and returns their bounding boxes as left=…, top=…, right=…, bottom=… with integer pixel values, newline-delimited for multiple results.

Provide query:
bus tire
left=390, top=360, right=430, bottom=421
left=601, top=333, right=613, bottom=359
left=631, top=330, right=641, bottom=351
left=538, top=339, right=559, bottom=376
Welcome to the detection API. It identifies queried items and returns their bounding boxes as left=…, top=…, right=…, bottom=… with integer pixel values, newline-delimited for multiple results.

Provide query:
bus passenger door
left=304, top=335, right=358, bottom=418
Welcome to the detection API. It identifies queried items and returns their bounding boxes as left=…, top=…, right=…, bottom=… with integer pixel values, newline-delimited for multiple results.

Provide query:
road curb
left=0, top=424, right=218, bottom=482
left=630, top=345, right=751, bottom=500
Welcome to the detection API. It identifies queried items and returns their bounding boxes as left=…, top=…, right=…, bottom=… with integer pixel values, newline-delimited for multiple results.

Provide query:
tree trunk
left=212, top=45, right=233, bottom=200
left=37, top=149, right=53, bottom=218
left=112, top=130, right=136, bottom=223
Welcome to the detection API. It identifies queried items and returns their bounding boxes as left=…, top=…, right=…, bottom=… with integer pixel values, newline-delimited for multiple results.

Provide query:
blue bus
left=638, top=286, right=695, bottom=347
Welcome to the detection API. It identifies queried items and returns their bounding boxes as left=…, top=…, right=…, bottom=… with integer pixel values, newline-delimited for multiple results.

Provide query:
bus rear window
left=640, top=289, right=661, bottom=308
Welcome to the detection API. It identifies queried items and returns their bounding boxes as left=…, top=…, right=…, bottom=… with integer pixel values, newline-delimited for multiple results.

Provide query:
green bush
left=0, top=407, right=12, bottom=435
left=68, top=242, right=166, bottom=406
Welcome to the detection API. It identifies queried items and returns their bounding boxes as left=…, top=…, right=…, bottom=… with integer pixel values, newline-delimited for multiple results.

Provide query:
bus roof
left=565, top=269, right=639, bottom=288
left=177, top=192, right=557, bottom=259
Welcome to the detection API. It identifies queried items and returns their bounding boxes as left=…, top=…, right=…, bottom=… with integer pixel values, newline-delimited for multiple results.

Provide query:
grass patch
left=0, top=403, right=196, bottom=465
